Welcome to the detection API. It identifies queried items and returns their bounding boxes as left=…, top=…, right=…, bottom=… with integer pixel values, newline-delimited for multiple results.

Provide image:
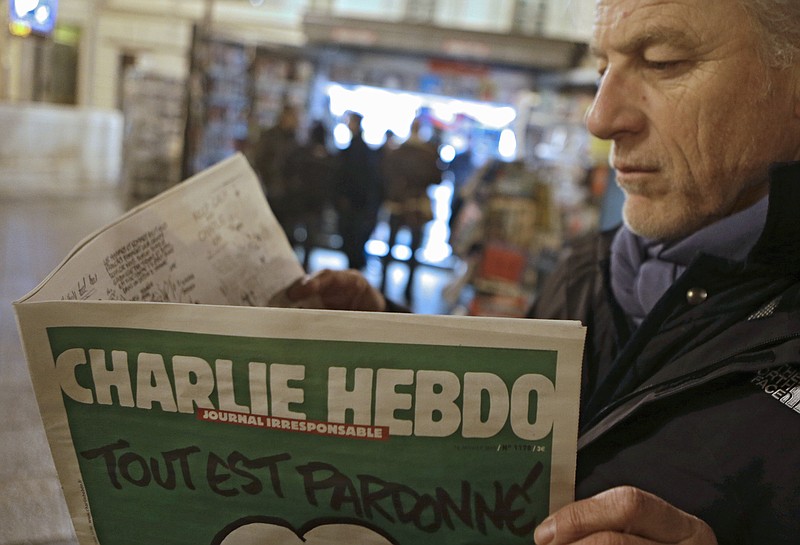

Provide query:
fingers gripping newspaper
left=14, top=153, right=586, bottom=545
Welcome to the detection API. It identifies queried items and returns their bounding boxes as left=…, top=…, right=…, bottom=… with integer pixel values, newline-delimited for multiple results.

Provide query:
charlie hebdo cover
left=14, top=153, right=585, bottom=545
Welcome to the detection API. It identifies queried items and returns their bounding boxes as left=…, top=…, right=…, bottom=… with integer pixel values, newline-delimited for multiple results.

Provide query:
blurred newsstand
left=446, top=83, right=615, bottom=317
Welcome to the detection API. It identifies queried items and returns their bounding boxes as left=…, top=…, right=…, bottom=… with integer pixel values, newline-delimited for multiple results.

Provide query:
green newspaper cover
left=14, top=154, right=585, bottom=545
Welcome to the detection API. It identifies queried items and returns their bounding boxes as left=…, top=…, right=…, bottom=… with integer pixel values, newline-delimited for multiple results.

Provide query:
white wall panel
left=542, top=0, right=594, bottom=42
left=434, top=0, right=516, bottom=32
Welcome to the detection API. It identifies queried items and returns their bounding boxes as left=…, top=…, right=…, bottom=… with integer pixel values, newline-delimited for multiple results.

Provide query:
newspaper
left=14, top=153, right=586, bottom=545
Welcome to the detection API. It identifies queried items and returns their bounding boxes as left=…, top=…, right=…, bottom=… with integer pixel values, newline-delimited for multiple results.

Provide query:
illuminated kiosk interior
left=325, top=83, right=519, bottom=267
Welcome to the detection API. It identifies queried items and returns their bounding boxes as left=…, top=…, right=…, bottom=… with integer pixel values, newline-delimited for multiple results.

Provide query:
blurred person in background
left=336, top=112, right=383, bottom=270
left=284, top=121, right=340, bottom=270
left=379, top=117, right=442, bottom=302
left=445, top=139, right=478, bottom=235
left=253, top=104, right=300, bottom=237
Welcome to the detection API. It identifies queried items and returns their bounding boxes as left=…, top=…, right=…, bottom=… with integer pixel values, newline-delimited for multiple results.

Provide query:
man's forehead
left=590, top=0, right=732, bottom=55
left=590, top=24, right=700, bottom=57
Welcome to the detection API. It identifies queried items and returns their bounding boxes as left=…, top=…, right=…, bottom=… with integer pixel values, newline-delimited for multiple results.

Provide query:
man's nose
left=585, top=69, right=645, bottom=140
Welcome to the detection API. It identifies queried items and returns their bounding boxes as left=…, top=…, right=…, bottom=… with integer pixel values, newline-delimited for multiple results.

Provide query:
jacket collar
left=579, top=162, right=800, bottom=441
left=748, top=161, right=800, bottom=273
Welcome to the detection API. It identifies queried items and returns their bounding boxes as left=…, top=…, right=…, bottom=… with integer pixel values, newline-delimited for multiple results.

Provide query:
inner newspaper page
left=20, top=153, right=303, bottom=306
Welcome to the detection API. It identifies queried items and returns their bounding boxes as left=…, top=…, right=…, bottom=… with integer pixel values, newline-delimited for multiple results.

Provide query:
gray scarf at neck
left=610, top=196, right=769, bottom=325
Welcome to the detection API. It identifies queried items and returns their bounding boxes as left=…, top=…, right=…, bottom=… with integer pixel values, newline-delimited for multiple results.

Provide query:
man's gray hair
left=738, top=0, right=800, bottom=68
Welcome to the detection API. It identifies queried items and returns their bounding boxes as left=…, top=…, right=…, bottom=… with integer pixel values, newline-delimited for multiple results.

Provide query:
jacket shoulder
left=528, top=228, right=619, bottom=320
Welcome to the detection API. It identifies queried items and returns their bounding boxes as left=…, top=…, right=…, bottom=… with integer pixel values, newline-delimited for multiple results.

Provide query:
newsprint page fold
left=14, top=153, right=586, bottom=545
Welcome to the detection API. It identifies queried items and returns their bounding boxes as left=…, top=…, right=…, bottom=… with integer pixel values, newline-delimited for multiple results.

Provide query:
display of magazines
left=182, top=28, right=313, bottom=178
left=14, top=154, right=585, bottom=545
left=449, top=161, right=560, bottom=318
left=120, top=69, right=187, bottom=203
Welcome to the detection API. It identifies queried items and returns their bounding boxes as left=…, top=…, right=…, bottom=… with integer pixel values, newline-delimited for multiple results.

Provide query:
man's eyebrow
left=590, top=26, right=700, bottom=58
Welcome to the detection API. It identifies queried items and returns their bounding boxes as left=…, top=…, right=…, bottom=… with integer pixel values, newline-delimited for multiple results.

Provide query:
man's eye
left=646, top=60, right=681, bottom=71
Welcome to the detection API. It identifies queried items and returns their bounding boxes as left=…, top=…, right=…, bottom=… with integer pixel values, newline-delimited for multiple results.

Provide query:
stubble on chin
left=620, top=194, right=703, bottom=242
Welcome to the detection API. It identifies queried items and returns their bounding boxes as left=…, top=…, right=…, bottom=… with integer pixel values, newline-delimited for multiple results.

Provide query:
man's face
left=588, top=0, right=800, bottom=240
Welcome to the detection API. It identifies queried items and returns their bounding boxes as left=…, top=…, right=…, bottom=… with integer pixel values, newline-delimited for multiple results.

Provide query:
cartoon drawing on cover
left=213, top=516, right=398, bottom=545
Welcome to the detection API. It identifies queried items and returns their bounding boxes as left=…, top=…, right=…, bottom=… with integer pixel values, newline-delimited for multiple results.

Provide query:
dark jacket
left=382, top=139, right=440, bottom=202
left=529, top=162, right=800, bottom=545
left=338, top=133, right=382, bottom=212
left=284, top=142, right=339, bottom=215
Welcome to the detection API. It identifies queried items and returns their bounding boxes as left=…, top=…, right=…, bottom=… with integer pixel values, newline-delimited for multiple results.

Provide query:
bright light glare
left=439, top=144, right=456, bottom=163
left=327, top=84, right=422, bottom=140
left=332, top=122, right=352, bottom=150
left=366, top=239, right=389, bottom=257
left=421, top=183, right=454, bottom=264
left=465, top=104, right=517, bottom=129
left=15, top=0, right=39, bottom=17
left=432, top=182, right=453, bottom=219
left=34, top=5, right=49, bottom=23
left=326, top=83, right=519, bottom=159
left=421, top=222, right=453, bottom=263
left=427, top=99, right=516, bottom=130
left=362, top=116, right=386, bottom=147
left=391, top=245, right=413, bottom=261
left=449, top=134, right=468, bottom=152
left=327, top=85, right=351, bottom=118
left=430, top=101, right=457, bottom=124
left=498, top=128, right=517, bottom=160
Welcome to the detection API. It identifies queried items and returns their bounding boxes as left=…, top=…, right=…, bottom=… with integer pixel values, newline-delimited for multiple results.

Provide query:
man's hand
left=534, top=487, right=718, bottom=544
left=286, top=269, right=387, bottom=312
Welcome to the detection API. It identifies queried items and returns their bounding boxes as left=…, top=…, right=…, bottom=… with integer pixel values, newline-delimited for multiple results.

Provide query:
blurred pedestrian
left=380, top=117, right=441, bottom=301
left=284, top=121, right=340, bottom=269
left=336, top=112, right=382, bottom=270
left=253, top=104, right=300, bottom=236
